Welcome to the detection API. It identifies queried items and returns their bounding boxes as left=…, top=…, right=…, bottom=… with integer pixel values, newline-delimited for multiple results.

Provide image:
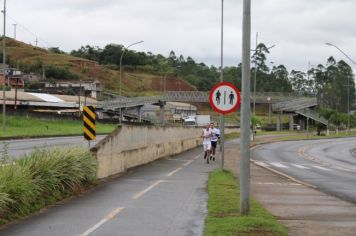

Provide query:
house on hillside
left=41, top=79, right=102, bottom=99
left=0, top=67, right=25, bottom=89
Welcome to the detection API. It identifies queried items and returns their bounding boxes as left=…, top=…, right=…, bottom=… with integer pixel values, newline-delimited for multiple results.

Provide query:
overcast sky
left=5, top=0, right=356, bottom=72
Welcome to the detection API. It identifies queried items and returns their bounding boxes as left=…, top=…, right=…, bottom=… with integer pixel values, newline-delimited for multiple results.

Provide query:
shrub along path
left=0, top=147, right=97, bottom=225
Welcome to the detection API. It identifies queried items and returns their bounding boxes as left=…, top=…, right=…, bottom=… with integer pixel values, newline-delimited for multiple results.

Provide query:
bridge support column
left=276, top=115, right=281, bottom=131
left=137, top=106, right=143, bottom=122
left=120, top=107, right=123, bottom=124
left=289, top=115, right=293, bottom=131
left=158, top=100, right=166, bottom=125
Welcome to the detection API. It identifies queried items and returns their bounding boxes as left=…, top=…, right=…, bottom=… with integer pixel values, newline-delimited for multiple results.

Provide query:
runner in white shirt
left=202, top=123, right=212, bottom=164
left=210, top=122, right=220, bottom=161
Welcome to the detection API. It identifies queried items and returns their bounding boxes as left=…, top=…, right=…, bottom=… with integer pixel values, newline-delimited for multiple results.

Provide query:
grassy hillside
left=0, top=38, right=195, bottom=96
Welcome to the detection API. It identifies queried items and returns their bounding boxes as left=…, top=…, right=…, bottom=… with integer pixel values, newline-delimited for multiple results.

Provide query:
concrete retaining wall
left=91, top=126, right=203, bottom=179
left=91, top=125, right=240, bottom=179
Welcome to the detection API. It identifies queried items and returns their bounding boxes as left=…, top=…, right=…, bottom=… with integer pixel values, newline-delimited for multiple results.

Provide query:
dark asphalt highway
left=252, top=137, right=356, bottom=203
left=0, top=146, right=217, bottom=236
left=0, top=135, right=106, bottom=159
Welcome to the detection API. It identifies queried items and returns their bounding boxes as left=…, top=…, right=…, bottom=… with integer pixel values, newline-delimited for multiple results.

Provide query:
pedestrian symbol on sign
left=216, top=90, right=221, bottom=104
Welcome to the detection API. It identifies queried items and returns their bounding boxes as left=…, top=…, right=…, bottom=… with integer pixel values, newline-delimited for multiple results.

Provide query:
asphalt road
left=0, top=135, right=106, bottom=159
left=252, top=137, right=356, bottom=203
left=0, top=146, right=217, bottom=236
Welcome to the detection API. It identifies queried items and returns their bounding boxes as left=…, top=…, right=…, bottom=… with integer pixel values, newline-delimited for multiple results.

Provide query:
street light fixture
left=325, top=42, right=356, bottom=132
left=251, top=37, right=275, bottom=115
left=119, top=40, right=144, bottom=124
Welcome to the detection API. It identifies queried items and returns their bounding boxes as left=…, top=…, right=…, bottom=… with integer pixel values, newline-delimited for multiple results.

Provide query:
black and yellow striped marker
left=83, top=105, right=96, bottom=141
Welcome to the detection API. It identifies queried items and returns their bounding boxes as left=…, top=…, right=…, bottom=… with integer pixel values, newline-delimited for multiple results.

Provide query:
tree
left=289, top=70, right=308, bottom=93
left=312, top=57, right=355, bottom=112
left=251, top=43, right=271, bottom=73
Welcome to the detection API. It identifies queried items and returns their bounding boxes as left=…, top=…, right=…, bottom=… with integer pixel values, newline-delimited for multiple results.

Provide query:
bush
left=0, top=147, right=97, bottom=223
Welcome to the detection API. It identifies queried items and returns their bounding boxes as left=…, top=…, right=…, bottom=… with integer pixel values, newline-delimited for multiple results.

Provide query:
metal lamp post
left=240, top=0, right=251, bottom=216
left=219, top=0, right=225, bottom=169
left=119, top=40, right=144, bottom=124
left=2, top=0, right=6, bottom=131
left=326, top=42, right=356, bottom=133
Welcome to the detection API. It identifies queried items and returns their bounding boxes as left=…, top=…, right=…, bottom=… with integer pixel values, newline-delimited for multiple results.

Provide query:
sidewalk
left=224, top=137, right=356, bottom=236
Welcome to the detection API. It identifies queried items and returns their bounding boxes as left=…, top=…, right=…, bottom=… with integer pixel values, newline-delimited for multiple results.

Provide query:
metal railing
left=272, top=97, right=317, bottom=112
left=98, top=91, right=316, bottom=111
left=296, top=108, right=328, bottom=125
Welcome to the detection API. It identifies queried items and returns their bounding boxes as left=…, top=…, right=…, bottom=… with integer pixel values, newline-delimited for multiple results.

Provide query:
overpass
left=272, top=97, right=328, bottom=130
left=97, top=91, right=325, bottom=127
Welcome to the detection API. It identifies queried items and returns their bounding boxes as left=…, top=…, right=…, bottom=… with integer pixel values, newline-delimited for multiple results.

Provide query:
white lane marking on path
left=254, top=161, right=270, bottom=167
left=312, top=166, right=331, bottom=171
left=333, top=166, right=352, bottom=172
left=256, top=182, right=301, bottom=186
left=270, top=162, right=288, bottom=168
left=167, top=159, right=187, bottom=162
left=183, top=160, right=194, bottom=166
left=167, top=167, right=183, bottom=177
left=132, top=180, right=165, bottom=200
left=291, top=164, right=310, bottom=169
left=78, top=207, right=124, bottom=236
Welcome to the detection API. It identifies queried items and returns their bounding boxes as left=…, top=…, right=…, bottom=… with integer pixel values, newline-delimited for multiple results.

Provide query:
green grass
left=0, top=115, right=117, bottom=138
left=205, top=170, right=287, bottom=236
left=279, top=130, right=356, bottom=141
left=225, top=132, right=240, bottom=140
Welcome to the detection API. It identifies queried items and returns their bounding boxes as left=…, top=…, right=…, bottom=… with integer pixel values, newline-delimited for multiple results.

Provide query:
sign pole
left=83, top=105, right=97, bottom=145
left=209, top=82, right=241, bottom=170
left=220, top=0, right=224, bottom=169
left=240, top=0, right=251, bottom=215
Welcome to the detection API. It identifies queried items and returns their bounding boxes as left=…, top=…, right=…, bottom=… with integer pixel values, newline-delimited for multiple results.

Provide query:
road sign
left=209, top=82, right=241, bottom=114
left=83, top=105, right=96, bottom=141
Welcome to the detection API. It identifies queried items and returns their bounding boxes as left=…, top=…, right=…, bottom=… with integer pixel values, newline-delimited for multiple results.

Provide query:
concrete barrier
left=91, top=126, right=203, bottom=179
left=91, top=125, right=240, bottom=179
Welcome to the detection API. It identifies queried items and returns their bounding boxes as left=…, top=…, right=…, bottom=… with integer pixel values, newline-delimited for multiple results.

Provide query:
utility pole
left=219, top=0, right=225, bottom=169
left=240, top=0, right=251, bottom=215
left=35, top=37, right=38, bottom=46
left=2, top=0, right=7, bottom=132
left=253, top=32, right=258, bottom=115
left=78, top=79, right=82, bottom=113
left=12, top=23, right=16, bottom=39
left=42, top=63, right=45, bottom=79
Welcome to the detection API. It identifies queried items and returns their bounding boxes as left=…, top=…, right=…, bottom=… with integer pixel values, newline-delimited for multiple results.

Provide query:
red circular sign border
left=209, top=82, right=241, bottom=115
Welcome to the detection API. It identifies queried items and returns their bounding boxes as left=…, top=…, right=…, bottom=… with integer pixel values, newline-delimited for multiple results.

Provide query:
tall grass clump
left=0, top=147, right=97, bottom=224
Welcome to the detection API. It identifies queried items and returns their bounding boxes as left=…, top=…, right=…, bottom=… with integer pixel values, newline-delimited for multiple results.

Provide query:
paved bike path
left=0, top=147, right=218, bottom=236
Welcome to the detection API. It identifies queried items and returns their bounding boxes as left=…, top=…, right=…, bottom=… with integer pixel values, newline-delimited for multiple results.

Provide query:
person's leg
left=207, top=143, right=211, bottom=163
left=204, top=143, right=210, bottom=160
left=203, top=143, right=208, bottom=159
left=211, top=141, right=217, bottom=160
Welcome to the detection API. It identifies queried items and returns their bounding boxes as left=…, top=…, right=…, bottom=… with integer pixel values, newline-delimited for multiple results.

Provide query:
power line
left=5, top=14, right=53, bottom=48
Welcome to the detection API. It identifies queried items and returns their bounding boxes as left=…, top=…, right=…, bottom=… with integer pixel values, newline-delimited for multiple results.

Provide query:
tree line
left=69, top=43, right=355, bottom=112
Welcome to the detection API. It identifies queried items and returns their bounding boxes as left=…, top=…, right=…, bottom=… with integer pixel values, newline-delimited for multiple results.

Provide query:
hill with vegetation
left=0, top=38, right=196, bottom=96
left=1, top=38, right=354, bottom=115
